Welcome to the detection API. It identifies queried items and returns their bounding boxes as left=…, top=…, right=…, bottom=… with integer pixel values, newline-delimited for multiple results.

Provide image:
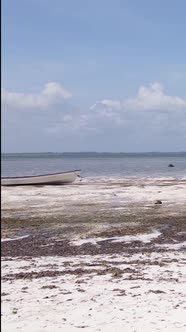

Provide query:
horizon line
left=2, top=151, right=186, bottom=154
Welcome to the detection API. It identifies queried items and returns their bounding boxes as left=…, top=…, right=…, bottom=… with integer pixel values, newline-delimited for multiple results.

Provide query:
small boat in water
left=1, top=170, right=81, bottom=186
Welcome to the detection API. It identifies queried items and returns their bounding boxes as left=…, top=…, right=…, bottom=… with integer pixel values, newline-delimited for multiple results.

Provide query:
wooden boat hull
left=1, top=170, right=81, bottom=186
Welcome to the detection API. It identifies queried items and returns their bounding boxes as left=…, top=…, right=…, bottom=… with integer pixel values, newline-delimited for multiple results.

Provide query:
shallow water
left=2, top=152, right=186, bottom=178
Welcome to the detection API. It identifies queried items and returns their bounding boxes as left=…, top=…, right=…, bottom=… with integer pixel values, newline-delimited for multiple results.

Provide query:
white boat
left=1, top=170, right=81, bottom=186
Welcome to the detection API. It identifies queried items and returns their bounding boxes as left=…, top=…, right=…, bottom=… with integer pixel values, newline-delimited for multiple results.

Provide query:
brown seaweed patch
left=41, top=285, right=58, bottom=289
left=148, top=290, right=166, bottom=294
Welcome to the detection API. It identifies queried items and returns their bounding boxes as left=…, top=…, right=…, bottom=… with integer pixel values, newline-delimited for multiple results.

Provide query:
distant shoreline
left=2, top=151, right=186, bottom=157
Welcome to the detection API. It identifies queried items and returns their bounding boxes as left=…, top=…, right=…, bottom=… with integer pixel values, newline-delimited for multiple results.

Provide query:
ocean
left=1, top=152, right=186, bottom=179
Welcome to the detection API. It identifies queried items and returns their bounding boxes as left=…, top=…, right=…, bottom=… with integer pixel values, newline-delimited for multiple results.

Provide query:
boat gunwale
left=1, top=169, right=81, bottom=180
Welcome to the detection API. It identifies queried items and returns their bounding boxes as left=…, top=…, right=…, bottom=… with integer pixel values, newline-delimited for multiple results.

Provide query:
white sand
left=2, top=247, right=186, bottom=332
left=1, top=177, right=186, bottom=220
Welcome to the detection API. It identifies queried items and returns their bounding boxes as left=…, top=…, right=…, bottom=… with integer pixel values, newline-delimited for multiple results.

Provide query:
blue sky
left=2, top=0, right=186, bottom=152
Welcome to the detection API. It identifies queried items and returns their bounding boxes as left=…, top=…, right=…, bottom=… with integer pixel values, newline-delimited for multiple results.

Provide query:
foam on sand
left=70, top=230, right=161, bottom=246
left=1, top=235, right=30, bottom=243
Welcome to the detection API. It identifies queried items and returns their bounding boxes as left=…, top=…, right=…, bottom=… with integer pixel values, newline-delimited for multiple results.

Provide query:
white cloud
left=125, top=82, right=186, bottom=112
left=90, top=99, right=123, bottom=126
left=91, top=82, right=186, bottom=115
left=2, top=81, right=186, bottom=152
left=63, top=115, right=73, bottom=122
left=90, top=99, right=122, bottom=112
left=2, top=82, right=186, bottom=142
left=45, top=111, right=90, bottom=136
left=46, top=82, right=186, bottom=136
left=2, top=82, right=72, bottom=110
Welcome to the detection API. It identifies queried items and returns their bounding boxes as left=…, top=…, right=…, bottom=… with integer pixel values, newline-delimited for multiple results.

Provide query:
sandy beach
left=1, top=177, right=186, bottom=331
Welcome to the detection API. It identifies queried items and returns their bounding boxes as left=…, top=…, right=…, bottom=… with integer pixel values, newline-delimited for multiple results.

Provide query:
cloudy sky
left=2, top=0, right=186, bottom=152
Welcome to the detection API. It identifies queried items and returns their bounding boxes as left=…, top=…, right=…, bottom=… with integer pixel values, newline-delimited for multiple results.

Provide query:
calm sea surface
left=1, top=153, right=186, bottom=179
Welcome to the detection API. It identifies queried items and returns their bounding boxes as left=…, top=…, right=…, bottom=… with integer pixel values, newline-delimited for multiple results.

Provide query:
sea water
left=1, top=152, right=186, bottom=179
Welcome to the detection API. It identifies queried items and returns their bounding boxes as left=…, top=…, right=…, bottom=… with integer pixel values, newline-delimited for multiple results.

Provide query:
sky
left=2, top=0, right=186, bottom=152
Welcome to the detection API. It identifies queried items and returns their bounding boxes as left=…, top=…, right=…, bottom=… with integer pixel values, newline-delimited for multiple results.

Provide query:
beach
left=1, top=176, right=186, bottom=331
